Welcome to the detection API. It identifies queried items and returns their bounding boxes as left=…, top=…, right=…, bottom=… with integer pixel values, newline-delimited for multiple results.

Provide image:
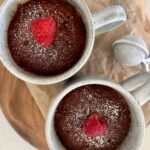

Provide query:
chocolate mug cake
left=54, top=85, right=131, bottom=150
left=8, top=0, right=86, bottom=76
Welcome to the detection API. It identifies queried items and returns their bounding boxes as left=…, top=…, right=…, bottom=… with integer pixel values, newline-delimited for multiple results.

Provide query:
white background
left=0, top=1, right=150, bottom=150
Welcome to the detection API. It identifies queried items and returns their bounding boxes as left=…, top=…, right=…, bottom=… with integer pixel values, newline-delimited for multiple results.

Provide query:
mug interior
left=0, top=0, right=94, bottom=84
left=46, top=77, right=145, bottom=150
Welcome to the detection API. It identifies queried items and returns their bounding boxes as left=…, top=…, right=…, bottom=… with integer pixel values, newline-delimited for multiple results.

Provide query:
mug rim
left=0, top=0, right=94, bottom=85
left=45, top=76, right=145, bottom=150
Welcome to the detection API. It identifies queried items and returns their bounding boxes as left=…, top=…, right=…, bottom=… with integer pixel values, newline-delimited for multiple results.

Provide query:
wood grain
left=0, top=62, right=48, bottom=150
left=0, top=0, right=150, bottom=150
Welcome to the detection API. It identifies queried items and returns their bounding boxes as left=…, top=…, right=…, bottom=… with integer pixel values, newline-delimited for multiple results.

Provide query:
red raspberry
left=31, top=17, right=56, bottom=47
left=82, top=112, right=108, bottom=137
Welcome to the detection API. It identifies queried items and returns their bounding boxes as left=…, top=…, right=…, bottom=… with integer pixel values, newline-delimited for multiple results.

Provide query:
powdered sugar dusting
left=9, top=2, right=58, bottom=61
left=55, top=85, right=131, bottom=150
left=8, top=0, right=86, bottom=75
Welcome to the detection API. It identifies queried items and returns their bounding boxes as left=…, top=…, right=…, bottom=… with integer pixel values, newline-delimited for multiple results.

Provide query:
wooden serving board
left=0, top=63, right=48, bottom=149
left=0, top=0, right=150, bottom=150
left=0, top=62, right=150, bottom=150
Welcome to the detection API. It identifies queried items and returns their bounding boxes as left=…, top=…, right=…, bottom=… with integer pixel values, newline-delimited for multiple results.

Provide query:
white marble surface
left=0, top=1, right=150, bottom=150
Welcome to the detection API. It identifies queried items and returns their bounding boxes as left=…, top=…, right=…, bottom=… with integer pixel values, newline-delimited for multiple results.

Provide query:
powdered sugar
left=55, top=85, right=131, bottom=150
left=9, top=2, right=58, bottom=61
left=8, top=0, right=86, bottom=75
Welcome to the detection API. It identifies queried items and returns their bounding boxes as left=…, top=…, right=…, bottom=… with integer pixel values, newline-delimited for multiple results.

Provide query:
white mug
left=0, top=0, right=126, bottom=84
left=46, top=72, right=150, bottom=150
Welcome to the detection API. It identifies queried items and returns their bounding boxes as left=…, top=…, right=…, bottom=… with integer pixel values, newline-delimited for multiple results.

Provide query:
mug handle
left=92, top=5, right=127, bottom=36
left=121, top=72, right=150, bottom=106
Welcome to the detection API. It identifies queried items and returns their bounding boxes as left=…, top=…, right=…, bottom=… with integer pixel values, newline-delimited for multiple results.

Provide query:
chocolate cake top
left=55, top=85, right=131, bottom=150
left=8, top=0, right=86, bottom=76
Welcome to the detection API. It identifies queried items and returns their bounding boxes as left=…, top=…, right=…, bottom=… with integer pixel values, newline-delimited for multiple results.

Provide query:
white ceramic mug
left=0, top=0, right=126, bottom=84
left=46, top=72, right=150, bottom=150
